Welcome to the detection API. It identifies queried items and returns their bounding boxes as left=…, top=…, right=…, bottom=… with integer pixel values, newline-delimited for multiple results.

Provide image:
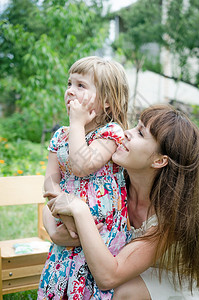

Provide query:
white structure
left=126, top=68, right=199, bottom=111
left=106, top=0, right=199, bottom=108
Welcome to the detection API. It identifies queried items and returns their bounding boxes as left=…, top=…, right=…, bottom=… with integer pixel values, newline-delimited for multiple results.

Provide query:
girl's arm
left=69, top=97, right=117, bottom=177
left=42, top=205, right=80, bottom=246
left=48, top=194, right=159, bottom=290
left=44, top=151, right=78, bottom=238
left=44, top=151, right=62, bottom=198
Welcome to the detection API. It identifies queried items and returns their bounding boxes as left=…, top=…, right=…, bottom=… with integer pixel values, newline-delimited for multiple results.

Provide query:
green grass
left=0, top=205, right=38, bottom=241
left=3, top=290, right=38, bottom=299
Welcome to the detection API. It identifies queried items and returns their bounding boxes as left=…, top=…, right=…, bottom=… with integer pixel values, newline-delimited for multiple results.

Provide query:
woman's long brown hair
left=136, top=104, right=199, bottom=290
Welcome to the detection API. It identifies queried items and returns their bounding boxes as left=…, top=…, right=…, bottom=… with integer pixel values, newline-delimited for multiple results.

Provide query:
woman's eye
left=138, top=130, right=144, bottom=137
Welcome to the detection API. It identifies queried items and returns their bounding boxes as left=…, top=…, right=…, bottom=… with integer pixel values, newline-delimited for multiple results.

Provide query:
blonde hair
left=69, top=56, right=129, bottom=130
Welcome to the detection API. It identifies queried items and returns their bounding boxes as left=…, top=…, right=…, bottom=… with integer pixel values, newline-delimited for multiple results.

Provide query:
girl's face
left=112, top=121, right=160, bottom=171
left=64, top=72, right=101, bottom=114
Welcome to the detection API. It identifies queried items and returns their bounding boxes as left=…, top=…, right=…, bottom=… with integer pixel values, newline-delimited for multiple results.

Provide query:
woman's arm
left=48, top=194, right=159, bottom=290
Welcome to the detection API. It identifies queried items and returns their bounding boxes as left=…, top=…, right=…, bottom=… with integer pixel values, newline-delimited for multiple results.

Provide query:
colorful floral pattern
left=38, top=122, right=129, bottom=300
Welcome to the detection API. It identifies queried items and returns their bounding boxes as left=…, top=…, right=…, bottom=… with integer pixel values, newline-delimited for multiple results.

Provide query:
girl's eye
left=67, top=82, right=71, bottom=87
left=78, top=83, right=84, bottom=88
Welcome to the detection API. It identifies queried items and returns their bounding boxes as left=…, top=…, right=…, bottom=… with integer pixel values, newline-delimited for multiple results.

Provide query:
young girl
left=38, top=56, right=130, bottom=299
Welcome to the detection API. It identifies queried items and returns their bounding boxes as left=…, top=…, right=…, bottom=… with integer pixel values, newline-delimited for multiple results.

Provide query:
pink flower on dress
left=71, top=277, right=86, bottom=299
left=106, top=212, right=113, bottom=231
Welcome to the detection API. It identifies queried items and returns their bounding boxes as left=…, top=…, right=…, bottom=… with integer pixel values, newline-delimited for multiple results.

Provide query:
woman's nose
left=124, top=129, right=133, bottom=140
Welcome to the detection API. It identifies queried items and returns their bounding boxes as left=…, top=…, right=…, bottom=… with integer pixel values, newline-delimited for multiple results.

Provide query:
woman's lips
left=117, top=143, right=129, bottom=152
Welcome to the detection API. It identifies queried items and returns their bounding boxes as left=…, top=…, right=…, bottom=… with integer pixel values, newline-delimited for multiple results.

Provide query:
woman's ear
left=152, top=155, right=168, bottom=169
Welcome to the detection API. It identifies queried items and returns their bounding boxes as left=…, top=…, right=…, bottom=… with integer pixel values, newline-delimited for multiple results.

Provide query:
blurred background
left=1, top=0, right=199, bottom=179
left=1, top=0, right=199, bottom=142
left=0, top=0, right=199, bottom=175
left=0, top=1, right=199, bottom=298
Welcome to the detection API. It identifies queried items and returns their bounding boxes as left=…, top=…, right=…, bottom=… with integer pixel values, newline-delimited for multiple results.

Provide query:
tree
left=164, top=0, right=199, bottom=86
left=112, top=0, right=163, bottom=119
left=0, top=0, right=108, bottom=142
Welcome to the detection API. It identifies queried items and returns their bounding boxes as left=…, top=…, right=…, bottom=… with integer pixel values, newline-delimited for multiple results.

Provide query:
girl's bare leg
left=113, top=276, right=151, bottom=300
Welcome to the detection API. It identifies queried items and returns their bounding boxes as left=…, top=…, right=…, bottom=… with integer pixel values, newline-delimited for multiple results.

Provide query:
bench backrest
left=0, top=175, right=45, bottom=206
left=0, top=175, right=46, bottom=239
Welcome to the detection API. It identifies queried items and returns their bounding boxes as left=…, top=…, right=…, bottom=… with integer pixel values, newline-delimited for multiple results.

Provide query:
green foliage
left=142, top=56, right=162, bottom=74
left=0, top=0, right=108, bottom=142
left=191, top=105, right=199, bottom=128
left=112, top=0, right=199, bottom=88
left=0, top=112, right=51, bottom=142
left=0, top=134, right=48, bottom=176
left=163, top=0, right=199, bottom=84
left=112, top=0, right=163, bottom=67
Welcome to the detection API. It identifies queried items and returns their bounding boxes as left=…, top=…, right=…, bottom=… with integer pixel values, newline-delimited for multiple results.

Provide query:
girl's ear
left=152, top=155, right=168, bottom=169
left=104, top=102, right=110, bottom=108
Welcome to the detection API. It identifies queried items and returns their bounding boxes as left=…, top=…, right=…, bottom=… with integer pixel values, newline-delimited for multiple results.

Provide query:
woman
left=46, top=104, right=199, bottom=299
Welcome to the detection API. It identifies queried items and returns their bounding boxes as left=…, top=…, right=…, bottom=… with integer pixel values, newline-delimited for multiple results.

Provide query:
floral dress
left=38, top=122, right=130, bottom=300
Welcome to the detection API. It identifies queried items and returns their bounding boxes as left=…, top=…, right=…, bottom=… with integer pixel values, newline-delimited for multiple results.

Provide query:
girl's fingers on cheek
left=90, top=93, right=96, bottom=103
left=82, top=91, right=89, bottom=105
left=87, top=99, right=94, bottom=110
left=87, top=94, right=95, bottom=109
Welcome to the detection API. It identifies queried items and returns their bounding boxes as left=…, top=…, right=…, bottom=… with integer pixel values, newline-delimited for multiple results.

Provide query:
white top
left=130, top=216, right=199, bottom=299
left=130, top=214, right=158, bottom=239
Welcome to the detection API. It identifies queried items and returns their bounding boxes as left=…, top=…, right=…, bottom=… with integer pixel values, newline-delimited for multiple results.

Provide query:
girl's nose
left=67, top=85, right=75, bottom=96
left=68, top=89, right=75, bottom=96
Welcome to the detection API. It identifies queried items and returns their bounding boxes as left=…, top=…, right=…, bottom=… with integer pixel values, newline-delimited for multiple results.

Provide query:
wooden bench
left=0, top=175, right=51, bottom=299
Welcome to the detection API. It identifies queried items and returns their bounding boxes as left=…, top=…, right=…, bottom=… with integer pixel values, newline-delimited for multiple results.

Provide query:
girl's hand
left=59, top=214, right=78, bottom=239
left=69, top=91, right=96, bottom=126
left=50, top=223, right=81, bottom=246
left=51, top=219, right=103, bottom=246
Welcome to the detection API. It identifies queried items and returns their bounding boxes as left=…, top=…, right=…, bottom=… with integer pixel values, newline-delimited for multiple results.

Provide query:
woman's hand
left=47, top=192, right=86, bottom=218
left=42, top=205, right=80, bottom=246
left=43, top=190, right=61, bottom=201
left=47, top=193, right=104, bottom=232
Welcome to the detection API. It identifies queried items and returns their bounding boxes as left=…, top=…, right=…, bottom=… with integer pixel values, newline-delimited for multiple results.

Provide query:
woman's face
left=112, top=121, right=160, bottom=171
